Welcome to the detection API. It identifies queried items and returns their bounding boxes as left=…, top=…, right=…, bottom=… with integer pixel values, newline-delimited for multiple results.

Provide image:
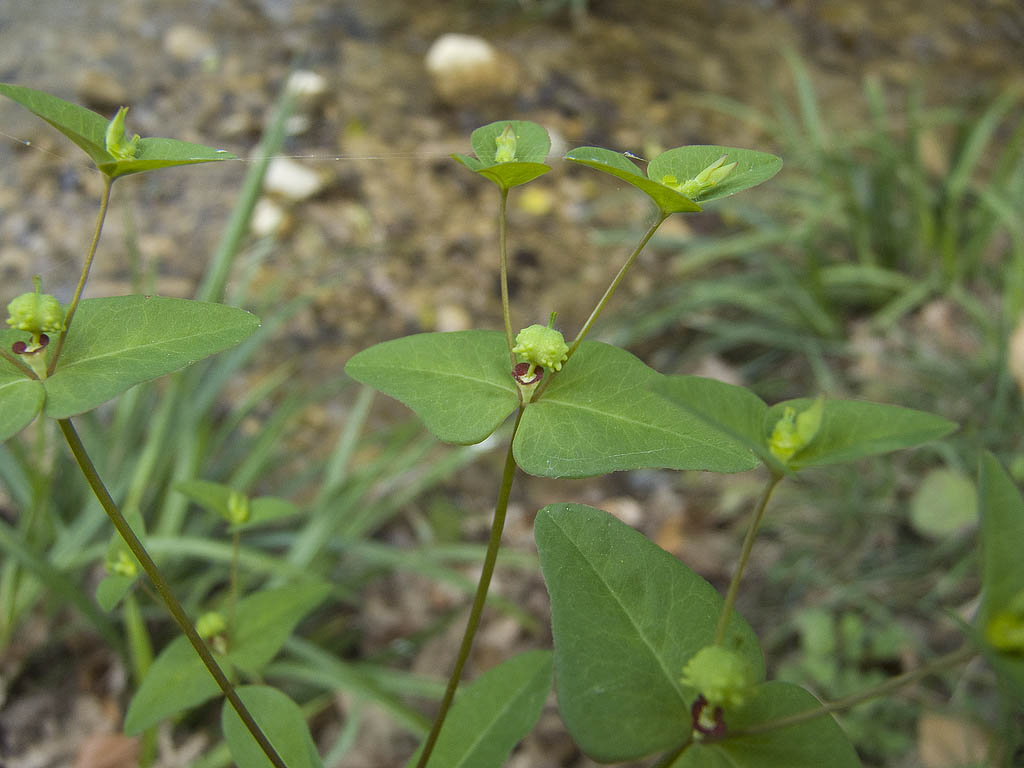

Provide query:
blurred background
left=1, top=1, right=1023, bottom=766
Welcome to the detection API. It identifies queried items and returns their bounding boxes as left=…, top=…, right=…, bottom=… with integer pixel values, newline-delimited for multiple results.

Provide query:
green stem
left=229, top=529, right=241, bottom=634
left=415, top=407, right=524, bottom=768
left=567, top=211, right=668, bottom=359
left=713, top=472, right=782, bottom=645
left=56, top=417, right=289, bottom=768
left=48, top=175, right=114, bottom=375
left=730, top=644, right=977, bottom=737
left=498, top=186, right=515, bottom=364
left=533, top=211, right=668, bottom=402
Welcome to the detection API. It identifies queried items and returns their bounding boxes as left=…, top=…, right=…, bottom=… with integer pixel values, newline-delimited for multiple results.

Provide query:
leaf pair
left=536, top=503, right=861, bottom=766
left=565, top=144, right=781, bottom=214
left=124, top=582, right=330, bottom=735
left=1, top=296, right=260, bottom=442
left=0, top=83, right=234, bottom=178
left=344, top=331, right=760, bottom=478
left=652, top=375, right=957, bottom=473
left=176, top=479, right=300, bottom=530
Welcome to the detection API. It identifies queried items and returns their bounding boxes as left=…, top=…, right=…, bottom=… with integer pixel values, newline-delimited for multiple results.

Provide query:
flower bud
left=227, top=490, right=251, bottom=525
left=680, top=645, right=755, bottom=713
left=494, top=123, right=517, bottom=163
left=105, top=106, right=141, bottom=160
left=512, top=322, right=568, bottom=373
left=662, top=155, right=737, bottom=200
left=196, top=611, right=228, bottom=641
left=108, top=549, right=138, bottom=578
left=769, top=396, right=824, bottom=464
left=986, top=588, right=1024, bottom=655
left=6, top=275, right=65, bottom=349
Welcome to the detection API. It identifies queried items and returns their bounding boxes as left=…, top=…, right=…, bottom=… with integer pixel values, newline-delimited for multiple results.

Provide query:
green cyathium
left=105, top=106, right=141, bottom=160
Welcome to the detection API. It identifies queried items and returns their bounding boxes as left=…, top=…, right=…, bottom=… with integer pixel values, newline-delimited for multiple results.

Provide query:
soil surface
left=1, top=1, right=1022, bottom=767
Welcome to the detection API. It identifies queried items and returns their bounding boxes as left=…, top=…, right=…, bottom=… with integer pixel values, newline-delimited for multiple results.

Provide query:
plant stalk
left=415, top=407, right=524, bottom=768
left=567, top=211, right=668, bottom=358
left=229, top=529, right=241, bottom=634
left=713, top=472, right=782, bottom=645
left=57, top=417, right=289, bottom=768
left=731, top=644, right=977, bottom=737
left=48, top=175, right=114, bottom=375
left=498, top=186, right=515, bottom=364
left=533, top=211, right=668, bottom=402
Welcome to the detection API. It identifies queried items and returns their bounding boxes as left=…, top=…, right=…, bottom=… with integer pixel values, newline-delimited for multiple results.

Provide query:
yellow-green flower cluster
left=662, top=155, right=737, bottom=200
left=512, top=323, right=569, bottom=372
left=680, top=645, right=755, bottom=712
left=769, top=397, right=825, bottom=464
left=6, top=276, right=65, bottom=345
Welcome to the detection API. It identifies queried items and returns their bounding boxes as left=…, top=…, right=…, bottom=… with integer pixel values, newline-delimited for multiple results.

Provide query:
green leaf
left=124, top=634, right=220, bottom=735
left=762, top=399, right=957, bottom=470
left=977, top=453, right=1024, bottom=705
left=470, top=120, right=550, bottom=164
left=96, top=573, right=137, bottom=612
left=671, top=682, right=861, bottom=768
left=176, top=479, right=233, bottom=518
left=908, top=468, right=978, bottom=539
left=0, top=83, right=235, bottom=178
left=123, top=583, right=329, bottom=735
left=176, top=480, right=296, bottom=529
left=345, top=331, right=519, bottom=445
left=452, top=120, right=551, bottom=190
left=222, top=685, right=323, bottom=768
left=246, top=497, right=300, bottom=529
left=0, top=343, right=44, bottom=441
left=228, top=582, right=331, bottom=676
left=403, top=651, right=552, bottom=768
left=651, top=375, right=770, bottom=460
left=99, top=136, right=234, bottom=178
left=515, top=343, right=759, bottom=478
left=647, top=145, right=783, bottom=205
left=42, top=296, right=260, bottom=419
left=535, top=504, right=763, bottom=761
left=565, top=146, right=702, bottom=214
left=0, top=83, right=112, bottom=168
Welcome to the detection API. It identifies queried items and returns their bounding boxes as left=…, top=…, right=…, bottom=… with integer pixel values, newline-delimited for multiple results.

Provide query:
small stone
left=251, top=198, right=289, bottom=237
left=163, top=25, right=216, bottom=64
left=435, top=303, right=472, bottom=332
left=75, top=70, right=128, bottom=110
left=424, top=34, right=517, bottom=104
left=286, top=70, right=329, bottom=109
left=263, top=158, right=325, bottom=201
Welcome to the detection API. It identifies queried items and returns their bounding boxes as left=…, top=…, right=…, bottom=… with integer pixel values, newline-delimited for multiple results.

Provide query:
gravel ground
left=1, top=1, right=1022, bottom=766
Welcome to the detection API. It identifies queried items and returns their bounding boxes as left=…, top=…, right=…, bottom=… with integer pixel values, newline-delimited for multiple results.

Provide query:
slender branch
left=730, top=644, right=978, bottom=737
left=567, top=211, right=668, bottom=359
left=48, top=175, right=114, bottom=375
left=57, top=418, right=289, bottom=768
left=415, top=407, right=525, bottom=768
left=533, top=211, right=669, bottom=402
left=714, top=472, right=782, bottom=645
left=498, top=187, right=515, bottom=364
left=229, top=529, right=241, bottom=635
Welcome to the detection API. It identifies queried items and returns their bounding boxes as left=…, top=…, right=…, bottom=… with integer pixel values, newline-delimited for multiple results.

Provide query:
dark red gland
left=12, top=341, right=27, bottom=354
left=38, top=334, right=50, bottom=347
left=513, top=362, right=543, bottom=385
left=690, top=695, right=727, bottom=740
